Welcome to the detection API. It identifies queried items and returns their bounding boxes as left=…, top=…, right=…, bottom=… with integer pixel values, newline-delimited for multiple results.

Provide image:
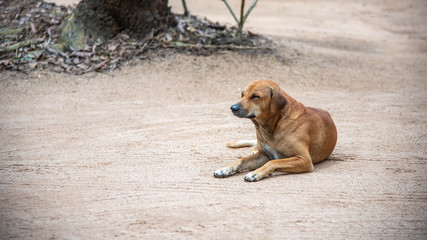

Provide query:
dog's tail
left=226, top=139, right=257, bottom=148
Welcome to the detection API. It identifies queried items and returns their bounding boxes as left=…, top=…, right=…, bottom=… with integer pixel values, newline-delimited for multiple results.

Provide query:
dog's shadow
left=313, top=153, right=352, bottom=171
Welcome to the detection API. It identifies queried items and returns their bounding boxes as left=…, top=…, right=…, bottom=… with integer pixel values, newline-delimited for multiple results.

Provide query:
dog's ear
left=270, top=87, right=287, bottom=115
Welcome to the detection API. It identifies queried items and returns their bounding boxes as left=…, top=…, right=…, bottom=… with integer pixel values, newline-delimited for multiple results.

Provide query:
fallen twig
left=46, top=46, right=70, bottom=59
left=95, top=59, right=109, bottom=70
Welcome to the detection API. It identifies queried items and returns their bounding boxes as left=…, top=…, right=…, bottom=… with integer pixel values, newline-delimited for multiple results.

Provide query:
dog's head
left=230, top=80, right=287, bottom=119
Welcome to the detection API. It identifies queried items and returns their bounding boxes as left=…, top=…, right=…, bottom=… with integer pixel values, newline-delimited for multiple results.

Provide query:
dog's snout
left=230, top=104, right=240, bottom=112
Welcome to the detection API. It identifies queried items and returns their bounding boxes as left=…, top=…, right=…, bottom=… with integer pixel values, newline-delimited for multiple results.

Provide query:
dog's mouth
left=233, top=111, right=255, bottom=118
left=230, top=104, right=256, bottom=118
left=240, top=112, right=256, bottom=119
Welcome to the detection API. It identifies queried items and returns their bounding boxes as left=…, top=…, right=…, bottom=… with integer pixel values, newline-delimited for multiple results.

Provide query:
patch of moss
left=58, top=13, right=85, bottom=51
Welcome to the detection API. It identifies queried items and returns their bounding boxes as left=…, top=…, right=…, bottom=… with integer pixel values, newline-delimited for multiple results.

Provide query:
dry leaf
left=76, top=63, right=89, bottom=70
left=108, top=43, right=118, bottom=51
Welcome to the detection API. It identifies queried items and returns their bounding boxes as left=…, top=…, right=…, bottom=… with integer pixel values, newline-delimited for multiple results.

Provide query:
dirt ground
left=1, top=0, right=426, bottom=239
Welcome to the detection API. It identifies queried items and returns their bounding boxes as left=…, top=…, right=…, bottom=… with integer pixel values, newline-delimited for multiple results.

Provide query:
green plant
left=181, top=0, right=190, bottom=17
left=221, top=0, right=258, bottom=39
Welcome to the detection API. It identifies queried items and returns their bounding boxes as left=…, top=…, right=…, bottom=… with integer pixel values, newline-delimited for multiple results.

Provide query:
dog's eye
left=251, top=94, right=260, bottom=99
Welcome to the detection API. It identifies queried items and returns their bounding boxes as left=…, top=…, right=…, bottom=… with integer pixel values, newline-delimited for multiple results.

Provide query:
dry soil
left=1, top=0, right=426, bottom=239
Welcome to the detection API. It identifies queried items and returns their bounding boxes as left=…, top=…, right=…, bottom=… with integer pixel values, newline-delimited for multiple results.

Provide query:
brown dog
left=214, top=80, right=337, bottom=181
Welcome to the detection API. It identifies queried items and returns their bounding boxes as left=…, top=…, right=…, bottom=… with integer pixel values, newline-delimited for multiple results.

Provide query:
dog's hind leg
left=226, top=139, right=257, bottom=148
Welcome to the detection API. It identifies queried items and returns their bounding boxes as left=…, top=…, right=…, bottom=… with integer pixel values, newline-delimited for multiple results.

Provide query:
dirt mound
left=0, top=0, right=270, bottom=74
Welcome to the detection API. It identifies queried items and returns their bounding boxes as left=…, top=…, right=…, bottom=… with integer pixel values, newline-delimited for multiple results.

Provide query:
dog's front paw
left=244, top=172, right=261, bottom=182
left=214, top=167, right=236, bottom=178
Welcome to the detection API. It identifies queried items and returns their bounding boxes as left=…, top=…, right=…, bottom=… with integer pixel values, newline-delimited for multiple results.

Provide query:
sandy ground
left=1, top=0, right=427, bottom=239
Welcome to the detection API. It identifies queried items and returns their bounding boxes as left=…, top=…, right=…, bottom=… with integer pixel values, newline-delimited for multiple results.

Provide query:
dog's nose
left=230, top=104, right=240, bottom=112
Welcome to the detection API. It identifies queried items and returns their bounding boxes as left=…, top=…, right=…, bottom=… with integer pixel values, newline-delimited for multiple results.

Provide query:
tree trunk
left=57, top=0, right=170, bottom=51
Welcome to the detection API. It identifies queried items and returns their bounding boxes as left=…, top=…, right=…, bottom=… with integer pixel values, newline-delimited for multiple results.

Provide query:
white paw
left=244, top=172, right=260, bottom=182
left=214, top=167, right=235, bottom=178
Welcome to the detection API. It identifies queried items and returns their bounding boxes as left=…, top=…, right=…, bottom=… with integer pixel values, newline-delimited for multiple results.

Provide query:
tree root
left=0, top=39, right=43, bottom=52
left=0, top=27, right=26, bottom=37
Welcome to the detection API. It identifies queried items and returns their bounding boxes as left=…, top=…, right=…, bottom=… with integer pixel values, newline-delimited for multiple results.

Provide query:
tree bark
left=57, top=0, right=170, bottom=51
